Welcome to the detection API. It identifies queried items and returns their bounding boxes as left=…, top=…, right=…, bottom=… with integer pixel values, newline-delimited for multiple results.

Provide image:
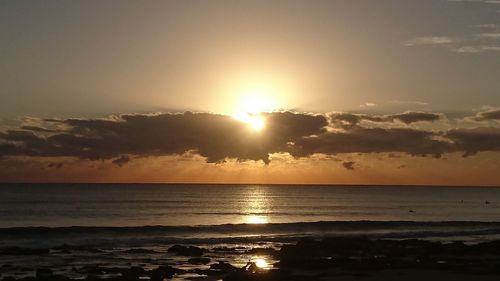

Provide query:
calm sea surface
left=1, top=183, right=500, bottom=228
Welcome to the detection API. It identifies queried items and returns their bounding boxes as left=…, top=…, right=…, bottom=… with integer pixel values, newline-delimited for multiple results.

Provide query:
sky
left=0, top=0, right=499, bottom=185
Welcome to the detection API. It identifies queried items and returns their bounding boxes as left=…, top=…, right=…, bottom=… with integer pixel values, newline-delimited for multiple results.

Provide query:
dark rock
left=188, top=268, right=222, bottom=276
left=167, top=245, right=206, bottom=256
left=36, top=268, right=52, bottom=278
left=223, top=269, right=293, bottom=281
left=76, top=266, right=106, bottom=275
left=52, top=244, right=102, bottom=253
left=149, top=266, right=184, bottom=281
left=37, top=275, right=70, bottom=281
left=121, top=266, right=146, bottom=280
left=212, top=246, right=245, bottom=253
left=123, top=249, right=158, bottom=254
left=209, top=261, right=237, bottom=272
left=187, top=257, right=211, bottom=265
left=247, top=248, right=278, bottom=256
left=0, top=247, right=49, bottom=256
left=18, top=278, right=36, bottom=281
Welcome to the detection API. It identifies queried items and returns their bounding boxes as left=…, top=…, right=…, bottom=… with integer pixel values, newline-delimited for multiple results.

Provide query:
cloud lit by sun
left=233, top=112, right=266, bottom=131
left=231, top=86, right=281, bottom=131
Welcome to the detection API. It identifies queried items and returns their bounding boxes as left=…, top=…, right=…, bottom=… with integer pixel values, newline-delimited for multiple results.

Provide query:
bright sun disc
left=254, top=258, right=269, bottom=269
left=233, top=112, right=266, bottom=131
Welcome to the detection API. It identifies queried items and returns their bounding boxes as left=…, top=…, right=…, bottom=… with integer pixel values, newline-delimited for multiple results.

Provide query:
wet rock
left=212, top=246, right=245, bottom=253
left=18, top=277, right=36, bottom=281
left=121, top=267, right=146, bottom=280
left=247, top=248, right=278, bottom=256
left=148, top=266, right=184, bottom=281
left=36, top=269, right=52, bottom=278
left=123, top=249, right=158, bottom=254
left=37, top=275, right=70, bottom=281
left=187, top=257, right=211, bottom=265
left=209, top=261, right=237, bottom=272
left=52, top=245, right=102, bottom=253
left=76, top=266, right=106, bottom=275
left=223, top=269, right=292, bottom=281
left=0, top=247, right=49, bottom=256
left=167, top=245, right=206, bottom=256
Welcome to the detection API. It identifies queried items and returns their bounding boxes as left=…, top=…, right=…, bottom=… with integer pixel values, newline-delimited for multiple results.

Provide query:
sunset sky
left=1, top=0, right=499, bottom=185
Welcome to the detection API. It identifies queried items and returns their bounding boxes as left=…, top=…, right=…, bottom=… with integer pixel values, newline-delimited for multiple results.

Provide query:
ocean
left=1, top=184, right=500, bottom=280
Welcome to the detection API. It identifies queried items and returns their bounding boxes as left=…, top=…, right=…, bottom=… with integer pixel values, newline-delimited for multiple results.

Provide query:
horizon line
left=0, top=182, right=499, bottom=188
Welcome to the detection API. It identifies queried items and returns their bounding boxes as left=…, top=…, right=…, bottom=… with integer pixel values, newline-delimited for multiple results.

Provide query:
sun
left=254, top=258, right=269, bottom=269
left=233, top=112, right=266, bottom=131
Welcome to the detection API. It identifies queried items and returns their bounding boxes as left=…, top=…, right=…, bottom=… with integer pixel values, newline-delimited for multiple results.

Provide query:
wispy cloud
left=455, top=45, right=500, bottom=53
left=406, top=34, right=500, bottom=53
left=406, top=1, right=500, bottom=54
left=475, top=24, right=500, bottom=28
left=448, top=0, right=500, bottom=4
left=404, top=36, right=457, bottom=46
left=388, top=100, right=429, bottom=106
left=359, top=102, right=377, bottom=108
left=476, top=33, right=500, bottom=39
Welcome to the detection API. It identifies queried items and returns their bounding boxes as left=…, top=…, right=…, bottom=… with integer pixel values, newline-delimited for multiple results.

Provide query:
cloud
left=475, top=24, right=500, bottom=28
left=454, top=45, right=500, bottom=53
left=1, top=111, right=500, bottom=165
left=47, top=162, right=63, bottom=169
left=404, top=36, right=457, bottom=46
left=477, top=33, right=500, bottom=39
left=360, top=102, right=377, bottom=108
left=445, top=127, right=500, bottom=156
left=329, top=111, right=443, bottom=128
left=390, top=112, right=443, bottom=124
left=388, top=100, right=429, bottom=106
left=448, top=0, right=500, bottom=4
left=342, top=161, right=355, bottom=170
left=112, top=155, right=131, bottom=167
left=471, top=107, right=500, bottom=121
left=291, top=127, right=452, bottom=158
left=0, top=112, right=327, bottom=164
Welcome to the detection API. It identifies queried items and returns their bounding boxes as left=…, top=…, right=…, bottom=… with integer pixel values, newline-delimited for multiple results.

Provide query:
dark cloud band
left=0, top=111, right=499, bottom=165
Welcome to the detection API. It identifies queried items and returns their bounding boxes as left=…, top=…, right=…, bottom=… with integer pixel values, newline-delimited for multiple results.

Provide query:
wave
left=2, top=221, right=500, bottom=248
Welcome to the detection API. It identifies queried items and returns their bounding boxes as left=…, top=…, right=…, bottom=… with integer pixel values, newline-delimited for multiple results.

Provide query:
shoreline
left=2, top=237, right=500, bottom=281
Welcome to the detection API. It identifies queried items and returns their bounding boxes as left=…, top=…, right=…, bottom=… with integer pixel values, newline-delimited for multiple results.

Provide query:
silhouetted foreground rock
left=167, top=245, right=207, bottom=256
left=0, top=247, right=49, bottom=256
left=187, top=257, right=211, bottom=265
left=4, top=238, right=500, bottom=281
left=221, top=237, right=500, bottom=280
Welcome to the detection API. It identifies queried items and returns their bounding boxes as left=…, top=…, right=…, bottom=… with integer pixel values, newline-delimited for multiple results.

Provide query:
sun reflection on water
left=245, top=215, right=268, bottom=224
left=243, top=186, right=270, bottom=224
left=254, top=258, right=269, bottom=269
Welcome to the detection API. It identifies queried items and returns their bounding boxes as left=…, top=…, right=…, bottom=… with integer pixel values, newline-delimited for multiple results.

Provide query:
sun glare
left=233, top=112, right=266, bottom=131
left=245, top=215, right=268, bottom=224
left=254, top=258, right=269, bottom=269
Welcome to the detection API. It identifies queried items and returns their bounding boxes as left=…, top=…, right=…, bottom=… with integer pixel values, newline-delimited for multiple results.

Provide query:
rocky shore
left=3, top=238, right=500, bottom=281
